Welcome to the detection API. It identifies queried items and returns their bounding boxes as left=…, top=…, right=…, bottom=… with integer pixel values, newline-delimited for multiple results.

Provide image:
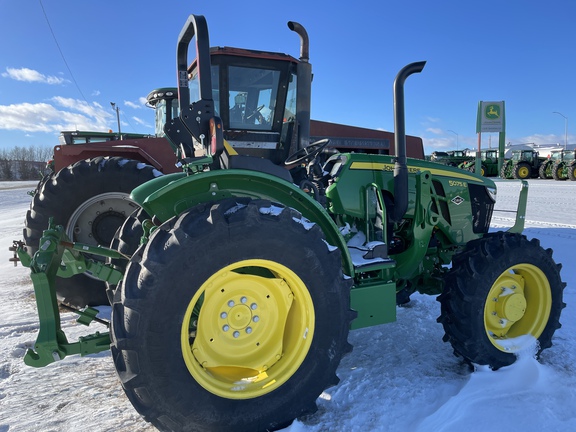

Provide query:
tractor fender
left=131, top=169, right=354, bottom=275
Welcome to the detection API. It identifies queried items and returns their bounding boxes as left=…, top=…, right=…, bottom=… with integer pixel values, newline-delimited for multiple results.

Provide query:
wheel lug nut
left=222, top=325, right=229, bottom=332
left=246, top=327, right=252, bottom=334
left=251, top=303, right=257, bottom=310
left=233, top=331, right=240, bottom=338
left=241, top=296, right=247, bottom=304
left=228, top=300, right=235, bottom=307
left=220, top=312, right=227, bottom=319
left=253, top=316, right=260, bottom=323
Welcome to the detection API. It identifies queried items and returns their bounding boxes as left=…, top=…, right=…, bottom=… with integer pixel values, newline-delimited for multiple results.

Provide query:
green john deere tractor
left=458, top=149, right=500, bottom=176
left=12, top=13, right=565, bottom=432
left=539, top=149, right=564, bottom=179
left=500, top=149, right=547, bottom=179
left=551, top=149, right=576, bottom=181
left=430, top=149, right=471, bottom=166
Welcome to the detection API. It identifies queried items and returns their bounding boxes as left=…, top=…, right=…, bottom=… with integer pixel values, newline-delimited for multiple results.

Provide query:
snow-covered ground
left=0, top=179, right=575, bottom=432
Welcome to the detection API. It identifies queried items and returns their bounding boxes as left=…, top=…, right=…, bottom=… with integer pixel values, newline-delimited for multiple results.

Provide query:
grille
left=468, top=183, right=494, bottom=233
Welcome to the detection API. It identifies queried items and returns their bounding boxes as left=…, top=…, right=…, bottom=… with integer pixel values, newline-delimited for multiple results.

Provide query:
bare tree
left=0, top=145, right=52, bottom=180
left=0, top=148, right=14, bottom=180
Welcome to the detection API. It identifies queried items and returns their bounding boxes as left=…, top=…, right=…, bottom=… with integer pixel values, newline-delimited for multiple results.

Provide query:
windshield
left=228, top=66, right=280, bottom=131
left=512, top=152, right=522, bottom=161
left=188, top=65, right=220, bottom=116
left=551, top=151, right=562, bottom=161
left=154, top=99, right=179, bottom=137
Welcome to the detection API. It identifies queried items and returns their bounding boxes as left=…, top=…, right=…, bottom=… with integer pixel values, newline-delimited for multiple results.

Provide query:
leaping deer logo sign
left=485, top=105, right=500, bottom=119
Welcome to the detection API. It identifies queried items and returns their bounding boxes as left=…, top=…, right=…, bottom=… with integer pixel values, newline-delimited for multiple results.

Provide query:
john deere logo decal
left=451, top=196, right=465, bottom=205
left=485, top=104, right=500, bottom=119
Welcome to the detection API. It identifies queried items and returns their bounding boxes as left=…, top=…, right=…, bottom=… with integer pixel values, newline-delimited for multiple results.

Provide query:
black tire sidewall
left=25, top=157, right=158, bottom=306
left=440, top=233, right=564, bottom=368
left=113, top=199, right=351, bottom=431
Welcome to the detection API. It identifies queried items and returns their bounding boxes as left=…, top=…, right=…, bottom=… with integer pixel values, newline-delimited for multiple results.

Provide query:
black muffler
left=391, top=61, right=426, bottom=223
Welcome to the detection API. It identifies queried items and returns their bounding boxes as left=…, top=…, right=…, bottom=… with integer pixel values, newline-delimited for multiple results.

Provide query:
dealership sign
left=476, top=101, right=505, bottom=133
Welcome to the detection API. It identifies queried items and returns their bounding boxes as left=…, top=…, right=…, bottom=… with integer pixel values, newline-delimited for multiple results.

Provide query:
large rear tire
left=500, top=162, right=510, bottom=179
left=568, top=162, right=576, bottom=181
left=538, top=160, right=551, bottom=179
left=552, top=162, right=566, bottom=180
left=513, top=162, right=531, bottom=179
left=23, top=156, right=159, bottom=306
left=438, top=232, right=565, bottom=369
left=111, top=198, right=354, bottom=432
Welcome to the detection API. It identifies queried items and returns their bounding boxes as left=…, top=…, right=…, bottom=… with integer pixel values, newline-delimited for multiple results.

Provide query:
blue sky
left=1, top=0, right=575, bottom=154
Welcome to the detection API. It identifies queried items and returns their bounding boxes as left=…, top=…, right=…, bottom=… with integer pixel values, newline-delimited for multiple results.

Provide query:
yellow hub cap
left=181, top=259, right=315, bottom=399
left=518, top=166, right=530, bottom=178
left=484, top=263, right=551, bottom=352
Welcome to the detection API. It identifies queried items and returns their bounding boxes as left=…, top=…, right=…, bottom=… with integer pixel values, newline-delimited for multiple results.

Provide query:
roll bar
left=164, top=14, right=219, bottom=160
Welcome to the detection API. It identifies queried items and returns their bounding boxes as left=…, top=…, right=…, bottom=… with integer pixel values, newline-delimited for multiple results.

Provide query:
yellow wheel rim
left=484, top=263, right=551, bottom=352
left=518, top=166, right=530, bottom=178
left=181, top=259, right=315, bottom=399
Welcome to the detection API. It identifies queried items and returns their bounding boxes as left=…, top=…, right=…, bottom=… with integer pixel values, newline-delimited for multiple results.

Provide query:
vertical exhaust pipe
left=391, top=61, right=426, bottom=223
left=288, top=21, right=311, bottom=151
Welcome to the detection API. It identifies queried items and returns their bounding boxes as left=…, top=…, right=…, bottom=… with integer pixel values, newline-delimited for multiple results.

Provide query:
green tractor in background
left=12, top=13, right=566, bottom=432
left=539, top=149, right=565, bottom=179
left=458, top=149, right=500, bottom=176
left=430, top=149, right=472, bottom=166
left=551, top=149, right=576, bottom=181
left=500, top=149, right=547, bottom=179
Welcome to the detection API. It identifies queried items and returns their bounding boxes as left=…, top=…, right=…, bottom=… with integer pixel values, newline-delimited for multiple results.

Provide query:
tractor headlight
left=486, top=186, right=497, bottom=203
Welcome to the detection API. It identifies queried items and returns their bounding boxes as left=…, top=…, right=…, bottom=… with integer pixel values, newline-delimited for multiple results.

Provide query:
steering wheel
left=284, top=139, right=330, bottom=166
left=245, top=105, right=265, bottom=123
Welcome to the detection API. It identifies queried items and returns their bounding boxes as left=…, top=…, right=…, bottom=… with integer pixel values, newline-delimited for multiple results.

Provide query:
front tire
left=111, top=198, right=353, bottom=432
left=23, top=156, right=159, bottom=306
left=438, top=232, right=565, bottom=369
left=106, top=208, right=149, bottom=304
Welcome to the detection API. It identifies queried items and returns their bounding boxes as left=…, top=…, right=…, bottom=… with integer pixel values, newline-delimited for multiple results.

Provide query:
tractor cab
left=187, top=46, right=302, bottom=165
left=146, top=87, right=179, bottom=138
left=511, top=149, right=538, bottom=163
left=482, top=149, right=498, bottom=162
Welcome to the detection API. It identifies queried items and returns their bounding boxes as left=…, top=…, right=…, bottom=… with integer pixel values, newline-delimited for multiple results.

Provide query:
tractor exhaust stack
left=392, top=61, right=426, bottom=223
left=288, top=21, right=311, bottom=151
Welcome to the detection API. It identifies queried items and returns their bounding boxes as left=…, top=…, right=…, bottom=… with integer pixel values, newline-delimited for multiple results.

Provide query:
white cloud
left=126, top=96, right=152, bottom=109
left=0, top=98, right=112, bottom=133
left=422, top=137, right=454, bottom=152
left=124, top=100, right=141, bottom=109
left=516, top=134, right=565, bottom=146
left=1, top=67, right=67, bottom=85
left=426, top=127, right=443, bottom=135
left=123, top=97, right=150, bottom=110
left=132, top=116, right=152, bottom=128
left=92, top=90, right=101, bottom=96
